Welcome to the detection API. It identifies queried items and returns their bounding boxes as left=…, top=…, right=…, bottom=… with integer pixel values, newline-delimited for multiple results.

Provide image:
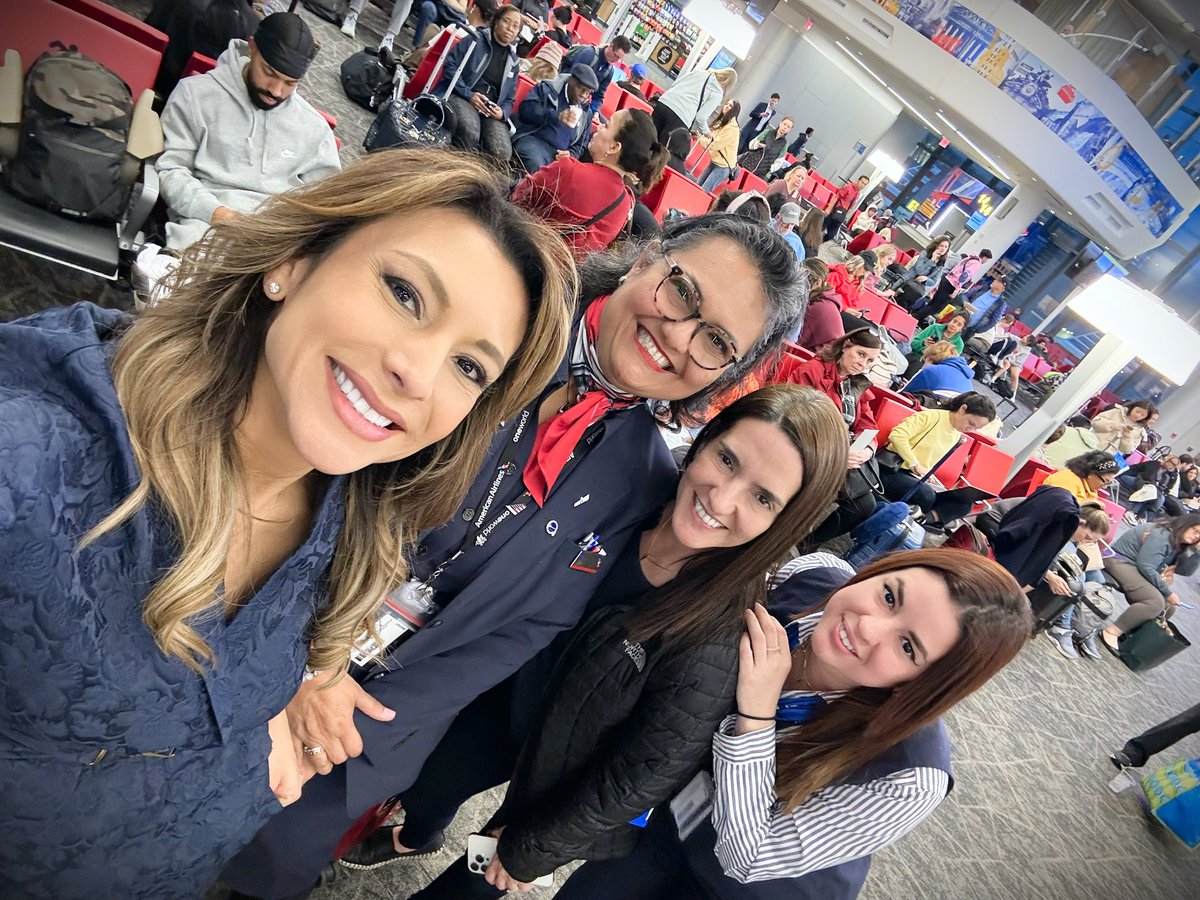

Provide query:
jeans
left=513, top=135, right=557, bottom=174
left=880, top=466, right=936, bottom=513
left=412, top=0, right=438, bottom=45
left=700, top=166, right=735, bottom=192
left=446, top=94, right=513, bottom=162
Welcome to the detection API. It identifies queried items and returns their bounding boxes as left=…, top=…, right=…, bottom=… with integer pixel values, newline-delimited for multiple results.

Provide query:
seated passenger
left=796, top=206, right=826, bottom=258
left=776, top=328, right=884, bottom=543
left=405, top=0, right=500, bottom=70
left=794, top=258, right=844, bottom=350
left=764, top=164, right=809, bottom=203
left=519, top=37, right=564, bottom=82
left=903, top=346, right=974, bottom=399
left=665, top=127, right=693, bottom=176
left=433, top=3, right=522, bottom=163
left=562, top=36, right=632, bottom=117
left=617, top=62, right=651, bottom=101
left=771, top=202, right=805, bottom=259
left=511, top=109, right=667, bottom=258
left=826, top=255, right=868, bottom=318
left=409, top=0, right=473, bottom=48
left=878, top=392, right=996, bottom=527
left=1042, top=450, right=1119, bottom=504
left=863, top=242, right=898, bottom=293
left=1097, top=514, right=1200, bottom=654
left=546, top=4, right=576, bottom=49
left=402, top=386, right=849, bottom=898
left=901, top=312, right=968, bottom=380
left=554, top=549, right=1029, bottom=899
left=966, top=311, right=1014, bottom=356
left=156, top=13, right=339, bottom=251
left=513, top=63, right=598, bottom=175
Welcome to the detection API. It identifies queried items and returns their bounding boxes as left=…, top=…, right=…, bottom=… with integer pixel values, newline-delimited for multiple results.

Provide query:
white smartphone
left=849, top=429, right=878, bottom=455
left=465, top=834, right=553, bottom=888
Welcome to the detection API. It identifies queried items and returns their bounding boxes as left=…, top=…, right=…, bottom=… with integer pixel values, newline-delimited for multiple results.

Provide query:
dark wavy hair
left=577, top=213, right=809, bottom=425
left=1158, top=513, right=1200, bottom=551
left=1065, top=450, right=1118, bottom=479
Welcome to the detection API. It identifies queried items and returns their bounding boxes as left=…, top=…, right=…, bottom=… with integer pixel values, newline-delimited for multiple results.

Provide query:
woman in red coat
left=826, top=254, right=869, bottom=332
left=775, top=327, right=884, bottom=542
left=511, top=108, right=668, bottom=259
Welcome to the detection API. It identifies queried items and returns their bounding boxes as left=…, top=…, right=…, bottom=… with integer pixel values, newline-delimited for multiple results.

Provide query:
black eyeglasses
left=652, top=251, right=740, bottom=371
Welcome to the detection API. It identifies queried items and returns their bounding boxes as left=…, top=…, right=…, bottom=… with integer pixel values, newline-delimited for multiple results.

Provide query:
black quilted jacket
left=491, top=605, right=740, bottom=882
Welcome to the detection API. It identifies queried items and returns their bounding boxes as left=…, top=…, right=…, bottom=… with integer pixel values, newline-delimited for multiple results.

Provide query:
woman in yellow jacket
left=879, top=392, right=996, bottom=527
left=1042, top=450, right=1120, bottom=503
left=699, top=101, right=743, bottom=192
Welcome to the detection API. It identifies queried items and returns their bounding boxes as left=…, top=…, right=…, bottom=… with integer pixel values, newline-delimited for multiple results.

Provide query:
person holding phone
left=224, top=215, right=811, bottom=899
left=0, top=149, right=576, bottom=899
left=433, top=3, right=523, bottom=163
left=775, top=328, right=885, bottom=543
left=553, top=548, right=1030, bottom=899
left=396, top=387, right=848, bottom=896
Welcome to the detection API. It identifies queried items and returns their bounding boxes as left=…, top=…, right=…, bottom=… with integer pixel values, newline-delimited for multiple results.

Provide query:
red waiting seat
left=740, top=171, right=769, bottom=194
left=642, top=80, right=663, bottom=101
left=954, top=440, right=1014, bottom=497
left=1000, top=459, right=1055, bottom=499
left=932, top=441, right=971, bottom=486
left=685, top=141, right=712, bottom=178
left=810, top=183, right=833, bottom=212
left=600, top=81, right=623, bottom=119
left=10, top=0, right=162, bottom=95
left=857, top=289, right=890, bottom=325
left=874, top=398, right=917, bottom=446
left=53, top=0, right=169, bottom=52
left=846, top=230, right=883, bottom=255
left=404, top=27, right=465, bottom=99
left=571, top=18, right=604, bottom=46
left=881, top=303, right=918, bottom=342
left=640, top=167, right=714, bottom=222
left=513, top=74, right=536, bottom=111
left=615, top=90, right=652, bottom=115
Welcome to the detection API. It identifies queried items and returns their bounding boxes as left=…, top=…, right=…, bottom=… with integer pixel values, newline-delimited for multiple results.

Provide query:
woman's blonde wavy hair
left=87, top=148, right=576, bottom=675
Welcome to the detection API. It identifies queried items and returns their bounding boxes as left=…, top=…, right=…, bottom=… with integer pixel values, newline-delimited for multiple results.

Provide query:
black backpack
left=6, top=47, right=135, bottom=223
left=303, top=0, right=349, bottom=25
left=340, top=48, right=396, bottom=111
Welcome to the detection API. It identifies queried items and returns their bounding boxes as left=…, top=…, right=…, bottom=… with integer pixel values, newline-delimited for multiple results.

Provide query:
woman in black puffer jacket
left=403, top=387, right=848, bottom=895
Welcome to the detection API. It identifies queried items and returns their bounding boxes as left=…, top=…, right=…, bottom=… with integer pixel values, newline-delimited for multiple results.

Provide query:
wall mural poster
left=1094, top=141, right=1184, bottom=237
left=868, top=0, right=1178, bottom=237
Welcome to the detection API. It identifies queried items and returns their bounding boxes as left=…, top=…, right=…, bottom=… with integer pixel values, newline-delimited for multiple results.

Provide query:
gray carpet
left=8, top=4, right=1200, bottom=898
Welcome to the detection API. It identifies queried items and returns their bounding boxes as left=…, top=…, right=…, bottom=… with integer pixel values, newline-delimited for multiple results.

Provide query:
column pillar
left=999, top=332, right=1137, bottom=476
left=1156, top=381, right=1200, bottom=456
left=957, top=182, right=1050, bottom=262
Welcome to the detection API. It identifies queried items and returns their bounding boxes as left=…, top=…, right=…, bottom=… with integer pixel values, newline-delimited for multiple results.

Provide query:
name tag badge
left=349, top=580, right=440, bottom=670
left=670, top=770, right=714, bottom=840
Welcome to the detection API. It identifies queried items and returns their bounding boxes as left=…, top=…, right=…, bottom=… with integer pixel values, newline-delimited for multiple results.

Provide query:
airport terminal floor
left=3, top=1, right=1200, bottom=898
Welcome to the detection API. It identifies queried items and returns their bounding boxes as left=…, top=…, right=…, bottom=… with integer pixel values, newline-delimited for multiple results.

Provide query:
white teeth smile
left=637, top=326, right=672, bottom=370
left=331, top=361, right=393, bottom=429
left=694, top=496, right=724, bottom=530
left=838, top=621, right=856, bottom=656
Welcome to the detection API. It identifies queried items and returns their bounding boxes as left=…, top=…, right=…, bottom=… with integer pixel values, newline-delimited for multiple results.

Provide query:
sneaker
left=1122, top=510, right=1140, bottom=526
left=379, top=34, right=395, bottom=52
left=340, top=13, right=358, bottom=37
left=1044, top=626, right=1079, bottom=659
left=132, top=243, right=180, bottom=309
left=1075, top=630, right=1103, bottom=660
left=1110, top=750, right=1136, bottom=770
left=337, top=826, right=444, bottom=871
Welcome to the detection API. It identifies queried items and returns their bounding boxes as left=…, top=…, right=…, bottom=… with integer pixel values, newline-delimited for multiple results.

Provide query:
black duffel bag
left=303, top=0, right=348, bottom=25
left=340, top=48, right=397, bottom=111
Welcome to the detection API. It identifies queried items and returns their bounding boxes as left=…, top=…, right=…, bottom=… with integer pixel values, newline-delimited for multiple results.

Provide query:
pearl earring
left=267, top=281, right=281, bottom=295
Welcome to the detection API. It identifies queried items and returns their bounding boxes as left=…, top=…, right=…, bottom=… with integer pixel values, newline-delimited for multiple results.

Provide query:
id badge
left=670, top=770, right=714, bottom=840
left=350, top=580, right=440, bottom=670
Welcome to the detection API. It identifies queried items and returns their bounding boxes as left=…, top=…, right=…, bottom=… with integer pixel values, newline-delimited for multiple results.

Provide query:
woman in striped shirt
left=555, top=549, right=1030, bottom=898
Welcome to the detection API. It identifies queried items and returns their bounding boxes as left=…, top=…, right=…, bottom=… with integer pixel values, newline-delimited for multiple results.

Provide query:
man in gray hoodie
left=157, top=12, right=340, bottom=250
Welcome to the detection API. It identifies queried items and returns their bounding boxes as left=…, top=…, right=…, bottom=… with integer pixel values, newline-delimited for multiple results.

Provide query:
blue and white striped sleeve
left=710, top=717, right=950, bottom=883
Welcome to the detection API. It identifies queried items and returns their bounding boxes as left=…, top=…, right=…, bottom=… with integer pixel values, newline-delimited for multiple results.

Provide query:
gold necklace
left=639, top=517, right=683, bottom=573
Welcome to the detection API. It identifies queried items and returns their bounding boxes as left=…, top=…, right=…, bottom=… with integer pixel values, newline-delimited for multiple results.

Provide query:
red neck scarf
left=522, top=296, right=640, bottom=506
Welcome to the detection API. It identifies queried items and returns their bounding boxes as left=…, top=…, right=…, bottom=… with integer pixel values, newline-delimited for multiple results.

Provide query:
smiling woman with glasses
left=226, top=214, right=814, bottom=897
